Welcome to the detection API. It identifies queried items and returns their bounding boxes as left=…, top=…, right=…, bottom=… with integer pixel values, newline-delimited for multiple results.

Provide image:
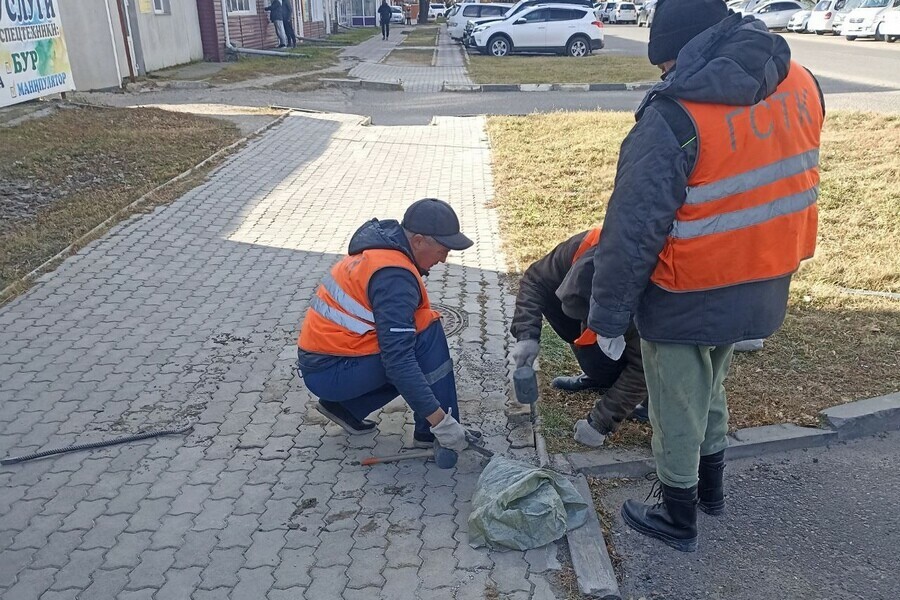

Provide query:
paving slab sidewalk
left=0, top=112, right=559, bottom=599
left=348, top=27, right=472, bottom=92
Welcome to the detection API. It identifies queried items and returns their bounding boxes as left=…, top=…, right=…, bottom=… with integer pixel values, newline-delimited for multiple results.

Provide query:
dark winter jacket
left=265, top=0, right=284, bottom=23
left=282, top=0, right=294, bottom=22
left=378, top=2, right=394, bottom=23
left=588, top=14, right=824, bottom=346
left=297, top=219, right=441, bottom=417
left=512, top=230, right=645, bottom=423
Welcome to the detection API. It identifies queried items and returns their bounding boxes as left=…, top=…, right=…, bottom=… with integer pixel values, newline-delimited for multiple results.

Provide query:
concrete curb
left=440, top=81, right=656, bottom=92
left=565, top=392, right=900, bottom=478
left=567, top=475, right=621, bottom=599
left=321, top=78, right=404, bottom=91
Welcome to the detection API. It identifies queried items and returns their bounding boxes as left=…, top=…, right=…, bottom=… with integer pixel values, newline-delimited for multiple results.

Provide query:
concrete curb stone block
left=567, top=475, right=621, bottom=600
left=820, top=392, right=900, bottom=440
left=442, top=83, right=482, bottom=92
left=553, top=83, right=590, bottom=92
left=519, top=84, right=553, bottom=92
left=726, top=424, right=836, bottom=459
left=589, top=83, right=627, bottom=91
left=360, top=80, right=404, bottom=91
left=480, top=84, right=519, bottom=92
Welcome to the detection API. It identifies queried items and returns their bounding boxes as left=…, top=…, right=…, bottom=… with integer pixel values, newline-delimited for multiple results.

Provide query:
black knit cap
left=648, top=0, right=730, bottom=65
left=402, top=198, right=474, bottom=251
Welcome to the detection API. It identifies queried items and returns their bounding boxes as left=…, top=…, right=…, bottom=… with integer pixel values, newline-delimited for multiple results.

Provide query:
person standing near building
left=378, top=0, right=394, bottom=40
left=282, top=0, right=297, bottom=48
left=265, top=0, right=288, bottom=48
left=586, top=0, right=825, bottom=552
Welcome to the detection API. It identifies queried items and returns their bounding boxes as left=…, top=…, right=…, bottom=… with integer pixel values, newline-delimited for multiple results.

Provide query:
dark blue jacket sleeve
left=588, top=105, right=692, bottom=338
left=368, top=268, right=441, bottom=417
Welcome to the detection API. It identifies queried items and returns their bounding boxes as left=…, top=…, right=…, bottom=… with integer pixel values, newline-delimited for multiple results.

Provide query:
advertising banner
left=0, top=0, right=75, bottom=108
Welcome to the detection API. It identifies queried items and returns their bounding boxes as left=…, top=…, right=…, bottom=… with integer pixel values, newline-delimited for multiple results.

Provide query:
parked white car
left=732, top=0, right=768, bottom=13
left=448, top=2, right=511, bottom=39
left=609, top=1, right=638, bottom=22
left=390, top=6, right=405, bottom=23
left=788, top=8, right=812, bottom=29
left=637, top=0, right=657, bottom=26
left=808, top=0, right=849, bottom=33
left=751, top=0, right=806, bottom=29
left=883, top=4, right=900, bottom=40
left=831, top=0, right=863, bottom=31
left=472, top=4, right=604, bottom=56
left=842, top=0, right=899, bottom=40
left=429, top=2, right=448, bottom=18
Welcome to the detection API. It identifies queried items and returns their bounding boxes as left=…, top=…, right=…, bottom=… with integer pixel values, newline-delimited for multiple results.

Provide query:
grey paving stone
left=305, top=566, right=348, bottom=600
left=1, top=566, right=56, bottom=600
left=49, top=548, right=105, bottom=590
left=155, top=566, right=202, bottom=599
left=101, top=531, right=152, bottom=570
left=31, top=531, right=84, bottom=569
left=80, top=567, right=130, bottom=600
left=244, top=530, right=288, bottom=569
left=125, top=548, right=175, bottom=590
left=272, top=546, right=315, bottom=589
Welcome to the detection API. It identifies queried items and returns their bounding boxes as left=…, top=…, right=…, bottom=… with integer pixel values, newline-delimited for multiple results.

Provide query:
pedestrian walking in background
left=282, top=0, right=297, bottom=48
left=586, top=0, right=824, bottom=553
left=265, top=0, right=288, bottom=48
left=378, top=0, right=394, bottom=40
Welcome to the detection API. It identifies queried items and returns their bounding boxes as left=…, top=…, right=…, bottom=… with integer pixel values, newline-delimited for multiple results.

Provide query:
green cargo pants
left=641, top=340, right=735, bottom=489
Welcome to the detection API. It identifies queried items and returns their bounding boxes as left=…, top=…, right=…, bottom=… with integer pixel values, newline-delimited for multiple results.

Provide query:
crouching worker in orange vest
left=297, top=199, right=474, bottom=454
left=510, top=228, right=648, bottom=449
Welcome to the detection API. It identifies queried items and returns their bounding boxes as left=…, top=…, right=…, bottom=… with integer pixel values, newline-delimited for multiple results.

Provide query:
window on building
left=153, top=0, right=171, bottom=14
left=227, top=0, right=256, bottom=15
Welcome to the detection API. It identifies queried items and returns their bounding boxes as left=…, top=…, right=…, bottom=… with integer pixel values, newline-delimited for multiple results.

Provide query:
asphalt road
left=604, top=24, right=900, bottom=90
left=598, top=431, right=900, bottom=600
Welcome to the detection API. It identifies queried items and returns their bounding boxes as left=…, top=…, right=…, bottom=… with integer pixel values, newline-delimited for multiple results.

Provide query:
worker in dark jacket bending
left=510, top=229, right=648, bottom=448
left=586, top=0, right=824, bottom=552
left=297, top=199, right=474, bottom=454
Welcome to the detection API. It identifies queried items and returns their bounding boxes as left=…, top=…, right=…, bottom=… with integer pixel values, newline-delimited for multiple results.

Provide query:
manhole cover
left=433, top=303, right=467, bottom=338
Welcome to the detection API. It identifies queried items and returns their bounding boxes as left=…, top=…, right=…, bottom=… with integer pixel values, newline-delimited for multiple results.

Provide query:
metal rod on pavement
left=359, top=449, right=434, bottom=466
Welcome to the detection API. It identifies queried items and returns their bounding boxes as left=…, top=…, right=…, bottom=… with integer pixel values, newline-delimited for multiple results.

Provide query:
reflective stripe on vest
left=651, top=62, right=822, bottom=293
left=572, top=228, right=602, bottom=347
left=298, top=249, right=441, bottom=356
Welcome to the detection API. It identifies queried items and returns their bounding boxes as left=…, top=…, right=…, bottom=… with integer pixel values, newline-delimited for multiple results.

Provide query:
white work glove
left=573, top=419, right=606, bottom=448
left=431, top=412, right=468, bottom=453
left=597, top=335, right=626, bottom=361
left=511, top=338, right=540, bottom=368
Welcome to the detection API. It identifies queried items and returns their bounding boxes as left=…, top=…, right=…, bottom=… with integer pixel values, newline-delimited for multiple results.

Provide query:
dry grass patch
left=467, top=55, right=659, bottom=84
left=488, top=110, right=900, bottom=451
left=400, top=26, right=439, bottom=46
left=384, top=48, right=435, bottom=66
left=204, top=48, right=342, bottom=84
left=0, top=105, right=240, bottom=293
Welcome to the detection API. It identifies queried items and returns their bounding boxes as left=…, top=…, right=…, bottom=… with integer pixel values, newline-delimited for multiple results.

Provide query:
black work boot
left=621, top=480, right=698, bottom=552
left=551, top=373, right=603, bottom=392
left=698, top=450, right=726, bottom=516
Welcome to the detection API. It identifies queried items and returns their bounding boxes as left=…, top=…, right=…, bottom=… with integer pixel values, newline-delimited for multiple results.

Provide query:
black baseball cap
left=401, top=198, right=474, bottom=251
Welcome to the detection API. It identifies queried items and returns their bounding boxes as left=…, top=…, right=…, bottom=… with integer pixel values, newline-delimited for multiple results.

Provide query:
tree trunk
left=418, top=0, right=430, bottom=24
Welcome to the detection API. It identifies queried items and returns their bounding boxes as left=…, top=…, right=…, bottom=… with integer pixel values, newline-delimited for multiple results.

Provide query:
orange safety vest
left=298, top=249, right=441, bottom=356
left=651, top=62, right=822, bottom=293
left=572, top=228, right=602, bottom=347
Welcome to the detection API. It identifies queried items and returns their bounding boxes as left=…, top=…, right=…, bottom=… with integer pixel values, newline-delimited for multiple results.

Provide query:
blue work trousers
left=300, top=321, right=459, bottom=434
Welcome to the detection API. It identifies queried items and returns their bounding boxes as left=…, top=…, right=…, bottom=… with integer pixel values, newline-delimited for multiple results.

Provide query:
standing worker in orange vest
left=297, top=199, right=474, bottom=455
left=586, top=0, right=825, bottom=552
left=509, top=228, right=648, bottom=448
